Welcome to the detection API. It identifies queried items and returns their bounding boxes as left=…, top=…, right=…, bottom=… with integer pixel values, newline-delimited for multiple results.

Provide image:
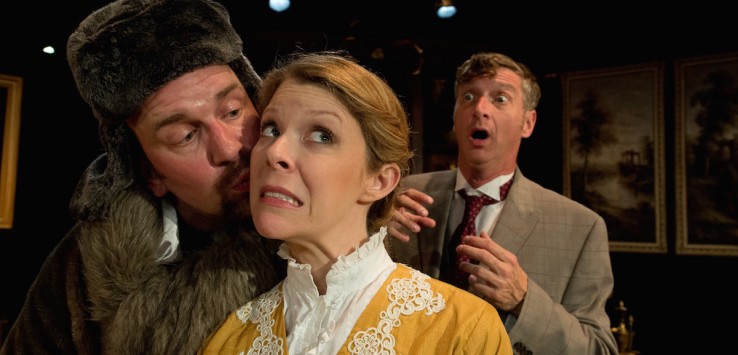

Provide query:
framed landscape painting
left=562, top=63, right=667, bottom=253
left=675, top=52, right=738, bottom=256
left=0, top=74, right=23, bottom=229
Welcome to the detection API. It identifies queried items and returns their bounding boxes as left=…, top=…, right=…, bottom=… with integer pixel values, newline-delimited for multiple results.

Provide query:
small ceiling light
left=269, top=0, right=290, bottom=12
left=42, top=46, right=55, bottom=54
left=436, top=0, right=456, bottom=19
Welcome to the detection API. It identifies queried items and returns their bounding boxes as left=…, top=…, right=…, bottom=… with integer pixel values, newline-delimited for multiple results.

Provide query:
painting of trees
left=570, top=88, right=618, bottom=200
left=562, top=63, right=666, bottom=253
left=676, top=54, right=738, bottom=256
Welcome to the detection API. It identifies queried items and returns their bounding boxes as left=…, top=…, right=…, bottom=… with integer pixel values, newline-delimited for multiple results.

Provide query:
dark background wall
left=2, top=1, right=738, bottom=353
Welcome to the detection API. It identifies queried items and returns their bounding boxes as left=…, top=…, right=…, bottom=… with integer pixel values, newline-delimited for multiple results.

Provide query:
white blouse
left=278, top=227, right=397, bottom=355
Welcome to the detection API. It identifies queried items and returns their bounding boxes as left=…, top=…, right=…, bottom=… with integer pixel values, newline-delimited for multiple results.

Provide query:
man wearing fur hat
left=1, top=0, right=281, bottom=353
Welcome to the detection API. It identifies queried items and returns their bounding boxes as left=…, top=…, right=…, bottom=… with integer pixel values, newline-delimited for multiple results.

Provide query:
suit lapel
left=488, top=168, right=538, bottom=255
left=416, top=171, right=455, bottom=277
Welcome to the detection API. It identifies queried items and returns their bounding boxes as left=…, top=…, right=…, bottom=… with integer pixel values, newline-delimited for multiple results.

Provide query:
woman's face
left=250, top=79, right=377, bottom=252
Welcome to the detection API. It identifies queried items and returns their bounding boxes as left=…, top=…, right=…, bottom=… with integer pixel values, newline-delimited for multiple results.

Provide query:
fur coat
left=1, top=188, right=279, bottom=354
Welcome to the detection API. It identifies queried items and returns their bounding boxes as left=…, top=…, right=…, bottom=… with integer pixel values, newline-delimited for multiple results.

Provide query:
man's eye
left=463, top=93, right=474, bottom=101
left=495, top=95, right=509, bottom=104
left=170, top=128, right=197, bottom=146
left=181, top=130, right=196, bottom=144
left=226, top=108, right=240, bottom=120
left=261, top=124, right=279, bottom=137
left=308, top=128, right=333, bottom=144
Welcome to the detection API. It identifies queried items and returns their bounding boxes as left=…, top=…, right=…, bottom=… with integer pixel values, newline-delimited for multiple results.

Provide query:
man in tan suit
left=386, top=52, right=619, bottom=355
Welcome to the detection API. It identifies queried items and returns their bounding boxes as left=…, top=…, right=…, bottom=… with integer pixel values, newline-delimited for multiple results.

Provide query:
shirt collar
left=156, top=199, right=181, bottom=263
left=454, top=170, right=515, bottom=200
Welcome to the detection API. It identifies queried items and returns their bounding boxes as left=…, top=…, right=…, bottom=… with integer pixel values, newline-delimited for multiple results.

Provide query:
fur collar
left=77, top=189, right=278, bottom=354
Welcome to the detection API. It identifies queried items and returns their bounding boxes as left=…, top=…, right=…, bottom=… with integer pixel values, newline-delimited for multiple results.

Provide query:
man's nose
left=210, top=121, right=242, bottom=165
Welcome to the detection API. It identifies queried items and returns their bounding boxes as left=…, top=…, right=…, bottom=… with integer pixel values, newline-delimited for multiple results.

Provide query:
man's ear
left=360, top=163, right=401, bottom=203
left=148, top=175, right=169, bottom=198
left=521, top=109, right=537, bottom=138
left=127, top=119, right=169, bottom=197
left=142, top=160, right=168, bottom=197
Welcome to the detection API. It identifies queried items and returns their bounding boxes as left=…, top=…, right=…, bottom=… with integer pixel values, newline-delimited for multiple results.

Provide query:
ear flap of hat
left=69, top=123, right=138, bottom=220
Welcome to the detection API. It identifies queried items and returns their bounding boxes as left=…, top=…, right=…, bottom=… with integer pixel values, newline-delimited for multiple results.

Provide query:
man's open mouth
left=471, top=129, right=489, bottom=140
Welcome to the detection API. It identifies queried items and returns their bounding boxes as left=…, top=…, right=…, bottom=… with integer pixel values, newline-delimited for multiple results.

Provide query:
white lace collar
left=277, top=227, right=393, bottom=298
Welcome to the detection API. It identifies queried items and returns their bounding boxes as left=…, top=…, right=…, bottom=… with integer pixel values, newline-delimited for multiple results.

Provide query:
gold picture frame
left=0, top=74, right=23, bottom=229
left=675, top=53, right=738, bottom=256
left=562, top=63, right=667, bottom=253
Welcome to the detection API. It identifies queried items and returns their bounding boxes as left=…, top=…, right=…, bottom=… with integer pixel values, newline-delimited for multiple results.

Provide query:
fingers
left=467, top=265, right=527, bottom=313
left=394, top=208, right=419, bottom=233
left=401, top=188, right=434, bottom=208
left=457, top=242, right=502, bottom=276
left=458, top=263, right=504, bottom=307
left=460, top=253, right=517, bottom=311
left=386, top=220, right=410, bottom=242
left=460, top=234, right=506, bottom=261
left=409, top=214, right=436, bottom=229
left=456, top=235, right=514, bottom=281
left=388, top=189, right=437, bottom=241
left=456, top=238, right=528, bottom=312
left=387, top=208, right=418, bottom=242
left=387, top=208, right=437, bottom=242
left=397, top=189, right=437, bottom=229
left=396, top=190, right=431, bottom=217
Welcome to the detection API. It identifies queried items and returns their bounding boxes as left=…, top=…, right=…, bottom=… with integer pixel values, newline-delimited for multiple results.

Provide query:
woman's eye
left=261, top=123, right=279, bottom=137
left=308, top=128, right=333, bottom=144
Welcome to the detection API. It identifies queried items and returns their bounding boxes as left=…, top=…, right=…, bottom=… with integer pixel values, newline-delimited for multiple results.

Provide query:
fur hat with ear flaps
left=67, top=0, right=261, bottom=221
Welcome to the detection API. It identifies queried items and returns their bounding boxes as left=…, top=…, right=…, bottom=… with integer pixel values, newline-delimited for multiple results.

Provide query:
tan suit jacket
left=387, top=167, right=619, bottom=355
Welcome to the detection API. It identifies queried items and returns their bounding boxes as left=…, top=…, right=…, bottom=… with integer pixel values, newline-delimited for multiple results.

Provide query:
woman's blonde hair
left=257, top=51, right=413, bottom=233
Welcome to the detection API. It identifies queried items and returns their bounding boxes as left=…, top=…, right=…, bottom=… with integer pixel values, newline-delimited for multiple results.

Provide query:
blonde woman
left=200, top=52, right=512, bottom=355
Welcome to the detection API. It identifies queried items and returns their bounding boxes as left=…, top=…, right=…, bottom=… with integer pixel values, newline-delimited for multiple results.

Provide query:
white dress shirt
left=452, top=171, right=515, bottom=237
left=156, top=200, right=181, bottom=263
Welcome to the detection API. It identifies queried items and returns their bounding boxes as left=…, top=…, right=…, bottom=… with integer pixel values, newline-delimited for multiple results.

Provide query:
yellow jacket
left=200, top=264, right=511, bottom=355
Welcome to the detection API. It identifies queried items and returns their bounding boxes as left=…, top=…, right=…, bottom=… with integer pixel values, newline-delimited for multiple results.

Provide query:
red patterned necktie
left=451, top=178, right=513, bottom=288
